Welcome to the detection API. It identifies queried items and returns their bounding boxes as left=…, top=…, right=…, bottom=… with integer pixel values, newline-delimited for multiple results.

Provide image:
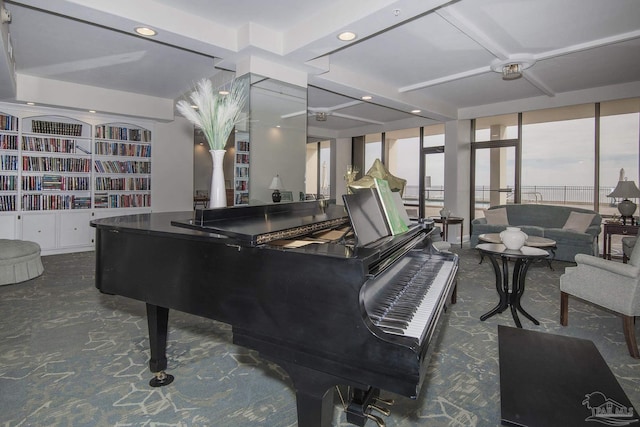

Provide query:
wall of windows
left=471, top=97, right=640, bottom=220
left=522, top=104, right=595, bottom=209
left=600, top=99, right=640, bottom=217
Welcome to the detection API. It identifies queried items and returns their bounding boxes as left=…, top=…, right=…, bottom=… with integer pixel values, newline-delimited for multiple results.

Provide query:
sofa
left=471, top=204, right=602, bottom=262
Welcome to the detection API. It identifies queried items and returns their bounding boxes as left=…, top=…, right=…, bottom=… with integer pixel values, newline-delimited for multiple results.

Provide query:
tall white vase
left=209, top=149, right=227, bottom=208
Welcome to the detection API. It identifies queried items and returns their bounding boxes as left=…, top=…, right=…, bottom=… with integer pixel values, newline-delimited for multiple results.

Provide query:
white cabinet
left=0, top=212, right=17, bottom=239
left=59, top=211, right=94, bottom=248
left=19, top=211, right=102, bottom=254
left=21, top=212, right=57, bottom=250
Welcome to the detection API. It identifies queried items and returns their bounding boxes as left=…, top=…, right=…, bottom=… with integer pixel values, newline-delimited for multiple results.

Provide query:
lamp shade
left=269, top=175, right=283, bottom=191
left=607, top=180, right=640, bottom=199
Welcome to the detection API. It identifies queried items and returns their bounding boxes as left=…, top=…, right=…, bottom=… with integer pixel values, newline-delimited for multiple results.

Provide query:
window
left=306, top=140, right=332, bottom=198
left=364, top=133, right=382, bottom=171
left=471, top=116, right=517, bottom=217
left=600, top=98, right=640, bottom=217
left=522, top=104, right=595, bottom=209
left=319, top=140, right=331, bottom=197
left=422, top=124, right=446, bottom=217
left=386, top=128, right=420, bottom=195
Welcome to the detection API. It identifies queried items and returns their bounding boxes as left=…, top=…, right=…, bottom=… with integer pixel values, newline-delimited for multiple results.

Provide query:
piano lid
left=171, top=200, right=350, bottom=246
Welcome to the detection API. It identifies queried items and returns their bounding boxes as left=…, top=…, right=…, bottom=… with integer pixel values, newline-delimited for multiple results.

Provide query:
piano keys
left=92, top=200, right=458, bottom=427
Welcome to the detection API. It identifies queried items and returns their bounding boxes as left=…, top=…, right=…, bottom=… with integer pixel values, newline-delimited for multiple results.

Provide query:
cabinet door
left=59, top=211, right=94, bottom=248
left=21, top=213, right=57, bottom=250
left=0, top=213, right=17, bottom=239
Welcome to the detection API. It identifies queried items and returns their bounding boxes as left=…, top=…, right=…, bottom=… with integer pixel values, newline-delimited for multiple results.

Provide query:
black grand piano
left=92, top=198, right=458, bottom=427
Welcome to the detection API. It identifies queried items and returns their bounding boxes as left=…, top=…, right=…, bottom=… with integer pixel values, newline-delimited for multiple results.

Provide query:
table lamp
left=608, top=179, right=640, bottom=225
left=269, top=175, right=283, bottom=203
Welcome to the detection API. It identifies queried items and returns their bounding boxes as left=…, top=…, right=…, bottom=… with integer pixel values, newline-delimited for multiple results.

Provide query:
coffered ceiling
left=1, top=0, right=639, bottom=137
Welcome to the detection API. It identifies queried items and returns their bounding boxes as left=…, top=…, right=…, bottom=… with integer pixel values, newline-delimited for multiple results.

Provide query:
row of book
left=1, top=155, right=17, bottom=171
left=94, top=177, right=150, bottom=191
left=0, top=134, right=18, bottom=150
left=0, top=175, right=16, bottom=190
left=22, top=156, right=91, bottom=173
left=235, top=166, right=249, bottom=177
left=94, top=160, right=151, bottom=174
left=31, top=120, right=83, bottom=137
left=21, top=194, right=91, bottom=211
left=235, top=180, right=248, bottom=191
left=234, top=193, right=249, bottom=205
left=236, top=153, right=249, bottom=164
left=0, top=195, right=15, bottom=211
left=0, top=114, right=19, bottom=131
left=22, top=175, right=90, bottom=191
left=236, top=140, right=250, bottom=152
left=21, top=137, right=90, bottom=154
left=94, top=193, right=150, bottom=208
left=94, top=141, right=151, bottom=157
left=95, top=125, right=151, bottom=142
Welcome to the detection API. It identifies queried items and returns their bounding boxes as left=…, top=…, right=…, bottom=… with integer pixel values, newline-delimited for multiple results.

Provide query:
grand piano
left=92, top=198, right=458, bottom=427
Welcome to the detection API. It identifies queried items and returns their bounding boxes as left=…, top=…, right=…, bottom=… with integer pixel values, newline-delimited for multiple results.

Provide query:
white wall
left=152, top=116, right=194, bottom=212
left=444, top=119, right=471, bottom=243
left=249, top=86, right=307, bottom=204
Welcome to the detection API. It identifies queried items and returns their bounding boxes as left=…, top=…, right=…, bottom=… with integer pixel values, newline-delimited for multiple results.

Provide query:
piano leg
left=146, top=303, right=174, bottom=387
left=265, top=358, right=338, bottom=427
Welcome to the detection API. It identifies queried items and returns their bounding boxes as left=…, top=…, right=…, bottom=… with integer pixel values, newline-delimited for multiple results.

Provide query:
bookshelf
left=20, top=115, right=92, bottom=211
left=93, top=123, right=152, bottom=209
left=234, top=131, right=250, bottom=206
left=0, top=104, right=156, bottom=253
left=0, top=112, right=19, bottom=212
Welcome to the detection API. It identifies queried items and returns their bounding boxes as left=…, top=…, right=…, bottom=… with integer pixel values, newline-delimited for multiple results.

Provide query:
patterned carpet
left=0, top=245, right=638, bottom=427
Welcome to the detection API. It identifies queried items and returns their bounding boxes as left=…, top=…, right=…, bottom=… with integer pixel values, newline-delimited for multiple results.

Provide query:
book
left=373, top=177, right=409, bottom=235
left=390, top=190, right=412, bottom=226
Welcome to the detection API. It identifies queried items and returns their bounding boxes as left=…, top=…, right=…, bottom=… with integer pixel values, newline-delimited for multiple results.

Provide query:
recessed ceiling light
left=411, top=109, right=421, bottom=114
left=89, top=110, right=96, bottom=113
left=337, top=31, right=357, bottom=41
left=361, top=95, right=372, bottom=101
left=191, top=104, right=198, bottom=109
left=135, top=26, right=157, bottom=36
left=26, top=102, right=35, bottom=106
left=218, top=90, right=230, bottom=96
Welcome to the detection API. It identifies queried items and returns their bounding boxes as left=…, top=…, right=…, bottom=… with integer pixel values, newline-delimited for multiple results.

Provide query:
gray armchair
left=560, top=243, right=640, bottom=358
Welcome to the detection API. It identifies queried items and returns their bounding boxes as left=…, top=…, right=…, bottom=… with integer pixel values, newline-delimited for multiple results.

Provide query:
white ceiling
left=1, top=0, right=640, bottom=137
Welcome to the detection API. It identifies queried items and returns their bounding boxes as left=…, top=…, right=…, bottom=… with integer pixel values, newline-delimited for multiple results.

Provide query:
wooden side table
left=431, top=216, right=464, bottom=248
left=602, top=222, right=639, bottom=260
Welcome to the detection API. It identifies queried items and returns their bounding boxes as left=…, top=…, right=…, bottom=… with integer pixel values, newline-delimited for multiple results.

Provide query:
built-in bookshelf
left=93, top=123, right=152, bottom=209
left=0, top=112, right=18, bottom=211
left=0, top=104, right=156, bottom=254
left=20, top=116, right=92, bottom=211
left=234, top=131, right=250, bottom=206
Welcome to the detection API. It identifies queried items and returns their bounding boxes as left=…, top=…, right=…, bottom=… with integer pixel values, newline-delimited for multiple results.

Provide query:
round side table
left=430, top=216, right=464, bottom=248
left=475, top=243, right=549, bottom=328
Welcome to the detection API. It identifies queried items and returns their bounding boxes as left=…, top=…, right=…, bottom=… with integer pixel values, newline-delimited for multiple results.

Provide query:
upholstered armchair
left=560, top=243, right=640, bottom=358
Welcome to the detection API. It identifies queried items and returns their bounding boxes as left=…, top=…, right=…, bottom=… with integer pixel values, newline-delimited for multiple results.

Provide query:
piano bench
left=0, top=239, right=44, bottom=286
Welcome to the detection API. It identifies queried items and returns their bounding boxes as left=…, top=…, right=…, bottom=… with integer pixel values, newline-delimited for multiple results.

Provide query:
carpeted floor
left=0, top=245, right=638, bottom=427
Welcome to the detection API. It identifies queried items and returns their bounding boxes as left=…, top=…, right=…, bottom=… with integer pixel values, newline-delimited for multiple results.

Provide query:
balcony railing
left=402, top=184, right=621, bottom=217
